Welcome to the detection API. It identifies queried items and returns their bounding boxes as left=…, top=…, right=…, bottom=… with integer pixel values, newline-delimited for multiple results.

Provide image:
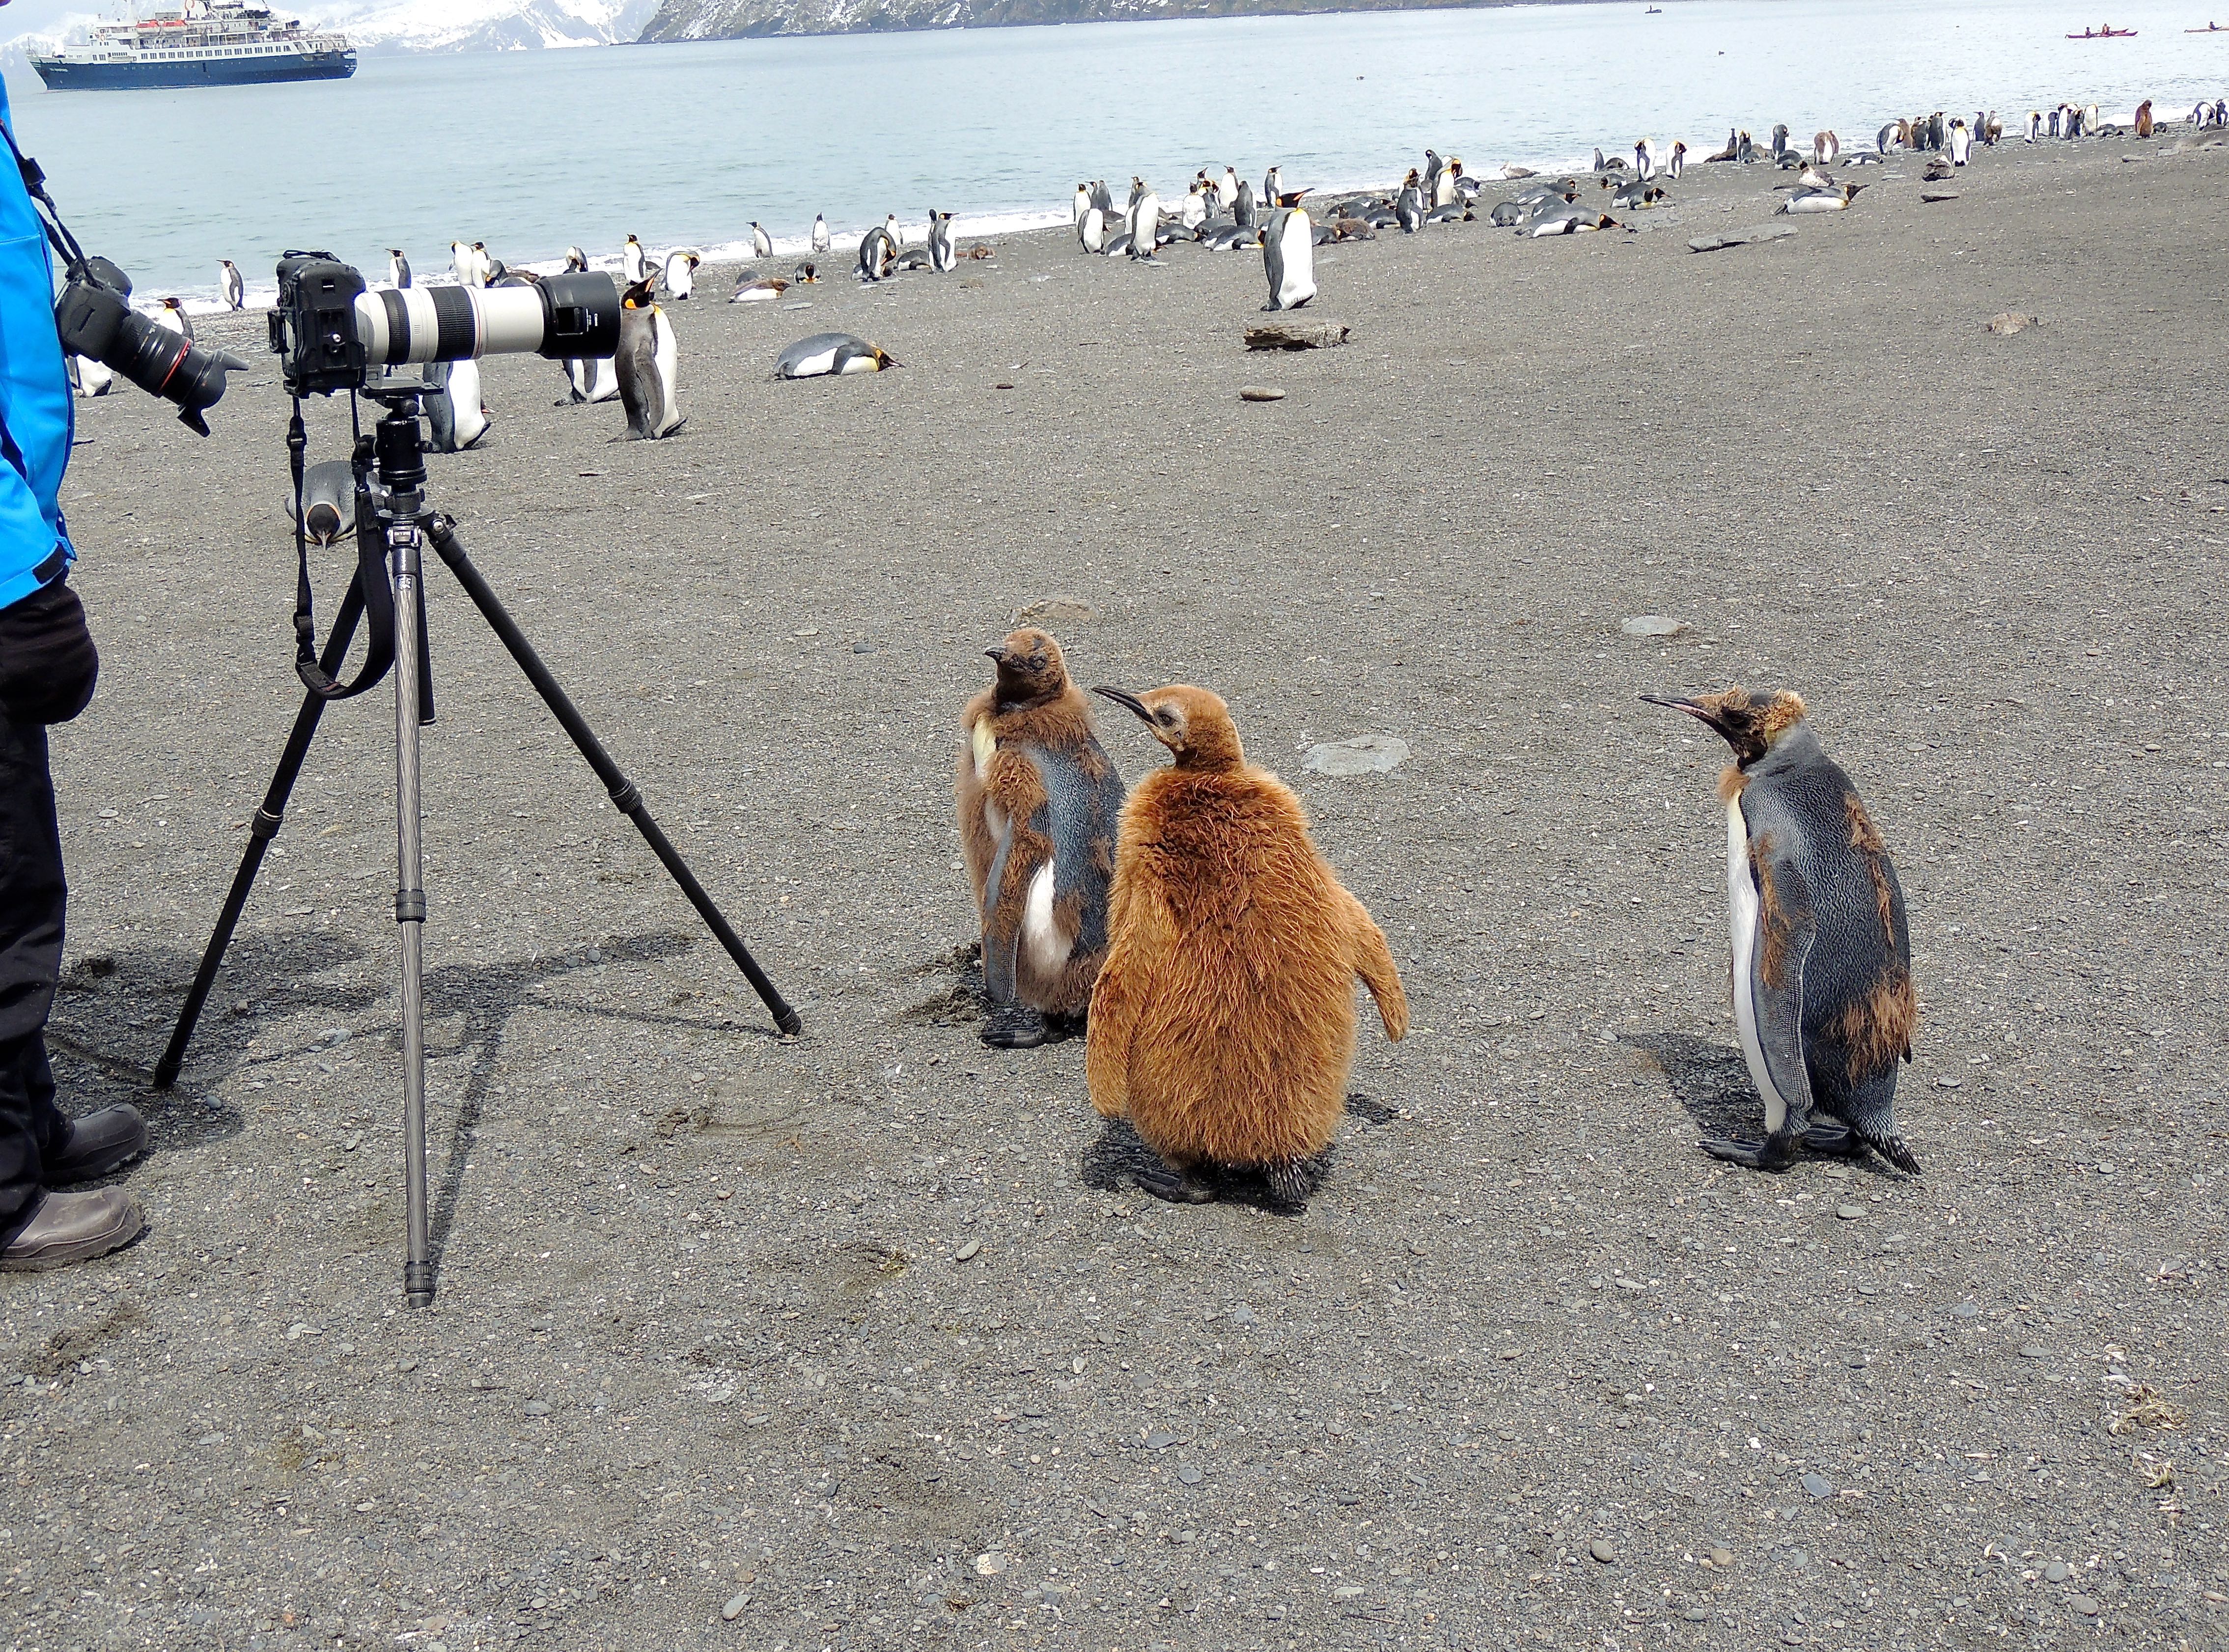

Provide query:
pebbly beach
left=4, top=111, right=2229, bottom=1652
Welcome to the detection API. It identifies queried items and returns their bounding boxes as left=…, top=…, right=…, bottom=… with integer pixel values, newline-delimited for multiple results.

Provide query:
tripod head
left=360, top=385, right=429, bottom=503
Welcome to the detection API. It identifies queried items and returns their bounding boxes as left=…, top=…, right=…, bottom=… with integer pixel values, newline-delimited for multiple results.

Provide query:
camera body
left=55, top=255, right=244, bottom=436
left=269, top=252, right=622, bottom=400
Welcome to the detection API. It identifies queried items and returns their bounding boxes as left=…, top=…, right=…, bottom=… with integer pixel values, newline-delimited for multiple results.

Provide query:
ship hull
left=31, top=49, right=355, bottom=91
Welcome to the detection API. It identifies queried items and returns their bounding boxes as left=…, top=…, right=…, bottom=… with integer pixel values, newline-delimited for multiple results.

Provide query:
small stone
left=974, top=1551, right=1008, bottom=1577
left=1709, top=1548, right=1735, bottom=1568
left=1177, top=1464, right=1204, bottom=1485
left=1302, top=734, right=1411, bottom=777
left=722, top=1590, right=750, bottom=1621
left=2069, top=1595, right=2100, bottom=1616
left=2045, top=1562, right=2072, bottom=1583
left=1589, top=1539, right=1617, bottom=1565
left=523, top=1400, right=552, bottom=1417
left=1013, top=594, right=1095, bottom=625
left=1920, top=190, right=1960, bottom=202
left=1822, top=1163, right=1852, bottom=1179
left=1683, top=1605, right=1710, bottom=1621
left=1836, top=1204, right=1867, bottom=1221
left=2094, top=1162, right=2117, bottom=1176
left=1951, top=1301, right=1980, bottom=1318
left=1239, top=386, right=1286, bottom=401
left=1332, top=1584, right=1365, bottom=1599
left=319, top=1027, right=349, bottom=1046
left=1801, top=1472, right=1833, bottom=1499
left=397, top=1358, right=418, bottom=1373
left=1144, top=1429, right=1183, bottom=1450
left=1620, top=615, right=1688, bottom=638
left=1228, top=1303, right=1257, bottom=1326
left=2021, top=1344, right=2049, bottom=1359
left=954, top=1238, right=983, bottom=1261
left=340, top=1131, right=363, bottom=1152
left=1984, top=311, right=2037, bottom=336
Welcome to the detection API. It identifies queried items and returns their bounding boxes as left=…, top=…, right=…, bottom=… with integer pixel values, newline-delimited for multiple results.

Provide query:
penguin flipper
left=1706, top=834, right=1818, bottom=1170
left=1339, top=887, right=1408, bottom=1040
left=978, top=756, right=1054, bottom=1009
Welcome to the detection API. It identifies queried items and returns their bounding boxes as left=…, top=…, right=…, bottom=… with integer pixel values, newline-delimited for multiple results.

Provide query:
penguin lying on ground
left=775, top=333, right=898, bottom=379
left=1642, top=688, right=1920, bottom=1174
left=1086, top=684, right=1407, bottom=1207
left=957, top=631, right=1127, bottom=1049
left=1777, top=182, right=1865, bottom=214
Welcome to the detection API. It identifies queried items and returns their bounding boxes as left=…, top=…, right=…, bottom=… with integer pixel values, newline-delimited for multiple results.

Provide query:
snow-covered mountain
left=297, top=0, right=663, bottom=51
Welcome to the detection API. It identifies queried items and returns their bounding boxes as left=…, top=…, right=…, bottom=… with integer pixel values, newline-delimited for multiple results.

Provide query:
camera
left=54, top=255, right=248, bottom=437
left=268, top=253, right=622, bottom=400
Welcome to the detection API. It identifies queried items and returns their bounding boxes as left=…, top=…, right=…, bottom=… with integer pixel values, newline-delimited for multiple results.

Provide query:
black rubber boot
left=43, top=1103, right=147, bottom=1185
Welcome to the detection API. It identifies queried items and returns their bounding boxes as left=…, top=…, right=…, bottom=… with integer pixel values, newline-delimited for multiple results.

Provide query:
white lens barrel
left=353, top=282, right=549, bottom=365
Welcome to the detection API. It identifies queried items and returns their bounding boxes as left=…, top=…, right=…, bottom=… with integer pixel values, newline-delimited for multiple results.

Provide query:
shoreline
left=161, top=107, right=2175, bottom=316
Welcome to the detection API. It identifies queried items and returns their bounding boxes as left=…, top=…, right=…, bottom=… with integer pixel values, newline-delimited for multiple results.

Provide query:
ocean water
left=7, top=0, right=2225, bottom=308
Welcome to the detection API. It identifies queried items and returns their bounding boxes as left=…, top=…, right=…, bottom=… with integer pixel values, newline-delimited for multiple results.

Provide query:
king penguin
left=388, top=248, right=412, bottom=289
left=1394, top=169, right=1424, bottom=232
left=218, top=260, right=244, bottom=311
left=1947, top=117, right=1972, bottom=165
left=663, top=249, right=701, bottom=299
left=751, top=221, right=774, bottom=259
left=1072, top=184, right=1092, bottom=226
left=1125, top=178, right=1160, bottom=260
left=1668, top=140, right=1686, bottom=179
left=812, top=214, right=831, bottom=252
left=1086, top=684, right=1407, bottom=1206
left=154, top=297, right=193, bottom=340
left=563, top=246, right=589, bottom=273
left=956, top=629, right=1128, bottom=1049
left=1077, top=206, right=1106, bottom=255
left=424, top=358, right=490, bottom=453
left=1181, top=181, right=1207, bottom=229
left=621, top=234, right=646, bottom=283
left=1260, top=204, right=1315, bottom=311
left=1642, top=687, right=1920, bottom=1174
left=68, top=355, right=112, bottom=398
left=927, top=208, right=956, bottom=272
left=614, top=277, right=684, bottom=440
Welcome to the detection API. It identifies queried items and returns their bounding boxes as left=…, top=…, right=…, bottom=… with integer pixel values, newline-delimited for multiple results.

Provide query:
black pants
left=0, top=713, right=68, bottom=1245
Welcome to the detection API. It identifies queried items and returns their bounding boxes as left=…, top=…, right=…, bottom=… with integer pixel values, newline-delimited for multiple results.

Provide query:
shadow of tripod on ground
left=417, top=929, right=795, bottom=1287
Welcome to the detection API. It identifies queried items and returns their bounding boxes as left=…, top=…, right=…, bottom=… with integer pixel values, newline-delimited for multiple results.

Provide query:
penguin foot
left=1802, top=1122, right=1858, bottom=1155
left=1263, top=1157, right=1319, bottom=1208
left=978, top=1003, right=1046, bottom=1050
left=1135, top=1162, right=1216, bottom=1205
left=1698, top=1135, right=1792, bottom=1171
left=1041, top=1008, right=1088, bottom=1044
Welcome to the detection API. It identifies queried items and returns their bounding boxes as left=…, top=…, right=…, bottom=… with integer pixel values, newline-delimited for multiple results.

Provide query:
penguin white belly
left=1022, top=863, right=1070, bottom=976
left=1726, top=798, right=1789, bottom=1134
left=649, top=310, right=682, bottom=435
left=448, top=358, right=489, bottom=448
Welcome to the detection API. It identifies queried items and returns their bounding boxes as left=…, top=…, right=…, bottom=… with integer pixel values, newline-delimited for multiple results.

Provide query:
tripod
left=155, top=389, right=801, bottom=1307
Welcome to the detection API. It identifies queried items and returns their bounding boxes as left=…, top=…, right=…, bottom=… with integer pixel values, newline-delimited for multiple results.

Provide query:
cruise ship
left=30, top=2, right=356, bottom=91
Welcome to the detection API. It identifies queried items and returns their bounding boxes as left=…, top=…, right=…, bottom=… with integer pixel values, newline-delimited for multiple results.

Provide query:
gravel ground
left=4, top=126, right=2227, bottom=1652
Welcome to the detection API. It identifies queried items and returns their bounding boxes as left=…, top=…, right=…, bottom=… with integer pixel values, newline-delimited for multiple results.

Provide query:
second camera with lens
left=268, top=252, right=622, bottom=400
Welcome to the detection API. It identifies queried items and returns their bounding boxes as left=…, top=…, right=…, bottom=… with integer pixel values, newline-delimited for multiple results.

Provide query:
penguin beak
left=1091, top=686, right=1156, bottom=728
left=1639, top=693, right=1729, bottom=737
left=985, top=645, right=1009, bottom=665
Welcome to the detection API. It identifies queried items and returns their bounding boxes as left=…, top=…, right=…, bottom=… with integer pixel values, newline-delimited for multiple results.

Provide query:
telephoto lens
left=350, top=272, right=622, bottom=368
left=54, top=278, right=248, bottom=436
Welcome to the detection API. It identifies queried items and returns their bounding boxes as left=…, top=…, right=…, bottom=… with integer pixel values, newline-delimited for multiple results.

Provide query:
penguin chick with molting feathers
left=956, top=630, right=1127, bottom=1049
left=1642, top=687, right=1919, bottom=1174
left=1086, top=685, right=1407, bottom=1206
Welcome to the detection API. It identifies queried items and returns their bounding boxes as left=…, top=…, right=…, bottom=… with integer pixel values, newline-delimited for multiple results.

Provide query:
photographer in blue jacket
left=0, top=69, right=152, bottom=1270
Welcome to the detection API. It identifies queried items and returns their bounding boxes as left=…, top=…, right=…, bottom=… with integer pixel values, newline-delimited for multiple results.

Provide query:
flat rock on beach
left=6, top=130, right=2227, bottom=1650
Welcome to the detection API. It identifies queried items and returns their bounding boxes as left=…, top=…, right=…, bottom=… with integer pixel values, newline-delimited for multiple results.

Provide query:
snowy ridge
left=295, top=0, right=663, bottom=51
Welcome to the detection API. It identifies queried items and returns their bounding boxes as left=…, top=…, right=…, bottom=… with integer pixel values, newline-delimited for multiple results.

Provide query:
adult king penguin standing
left=0, top=61, right=150, bottom=1271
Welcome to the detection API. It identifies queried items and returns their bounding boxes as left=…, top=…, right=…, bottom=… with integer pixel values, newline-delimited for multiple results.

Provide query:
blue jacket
left=0, top=78, right=76, bottom=614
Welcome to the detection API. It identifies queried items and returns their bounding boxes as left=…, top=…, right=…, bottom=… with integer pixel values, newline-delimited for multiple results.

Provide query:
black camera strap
left=288, top=400, right=395, bottom=700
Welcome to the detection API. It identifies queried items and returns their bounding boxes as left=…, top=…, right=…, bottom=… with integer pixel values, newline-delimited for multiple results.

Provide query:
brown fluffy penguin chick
left=955, top=630, right=1127, bottom=1049
left=1085, top=685, right=1408, bottom=1206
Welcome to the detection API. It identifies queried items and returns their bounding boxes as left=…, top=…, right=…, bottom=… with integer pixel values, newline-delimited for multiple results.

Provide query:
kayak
left=2067, top=28, right=2137, bottom=36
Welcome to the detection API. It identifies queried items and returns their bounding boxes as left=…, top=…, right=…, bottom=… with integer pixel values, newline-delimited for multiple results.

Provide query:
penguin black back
left=1645, top=688, right=1919, bottom=1173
